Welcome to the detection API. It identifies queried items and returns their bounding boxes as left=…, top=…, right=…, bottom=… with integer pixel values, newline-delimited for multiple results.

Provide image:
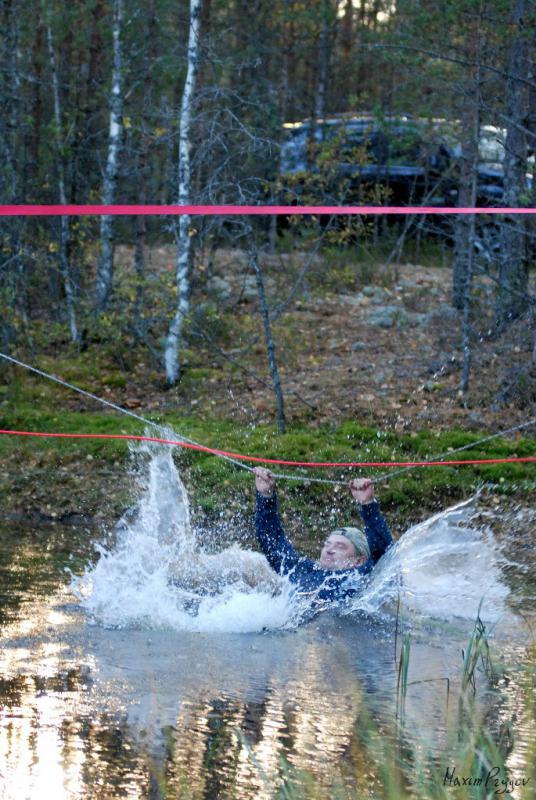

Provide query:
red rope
left=0, top=429, right=534, bottom=468
left=0, top=204, right=535, bottom=216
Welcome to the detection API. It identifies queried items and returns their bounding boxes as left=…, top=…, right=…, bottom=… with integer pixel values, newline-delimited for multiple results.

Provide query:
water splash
left=345, top=496, right=511, bottom=624
left=73, top=442, right=511, bottom=633
left=73, top=441, right=301, bottom=633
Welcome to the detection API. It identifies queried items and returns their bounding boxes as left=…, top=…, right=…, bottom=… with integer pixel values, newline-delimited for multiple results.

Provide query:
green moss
left=101, top=373, right=128, bottom=389
left=0, top=367, right=534, bottom=527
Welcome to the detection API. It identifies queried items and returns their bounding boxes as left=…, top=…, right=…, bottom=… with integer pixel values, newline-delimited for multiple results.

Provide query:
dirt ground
left=112, top=245, right=536, bottom=435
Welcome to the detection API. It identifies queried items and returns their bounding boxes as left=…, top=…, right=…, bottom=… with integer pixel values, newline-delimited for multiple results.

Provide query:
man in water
left=254, top=467, right=393, bottom=602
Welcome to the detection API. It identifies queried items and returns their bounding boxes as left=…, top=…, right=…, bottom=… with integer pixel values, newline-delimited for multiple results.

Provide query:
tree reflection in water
left=0, top=579, right=534, bottom=799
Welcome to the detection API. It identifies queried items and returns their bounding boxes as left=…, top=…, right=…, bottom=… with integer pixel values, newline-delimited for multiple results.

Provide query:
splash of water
left=346, top=496, right=511, bottom=624
left=73, top=442, right=302, bottom=633
left=73, top=442, right=511, bottom=633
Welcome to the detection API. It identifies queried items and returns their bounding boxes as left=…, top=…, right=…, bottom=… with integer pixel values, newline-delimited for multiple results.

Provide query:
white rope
left=373, top=417, right=536, bottom=483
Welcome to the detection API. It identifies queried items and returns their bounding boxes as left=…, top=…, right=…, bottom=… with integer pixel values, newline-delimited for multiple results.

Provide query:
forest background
left=0, top=0, right=535, bottom=534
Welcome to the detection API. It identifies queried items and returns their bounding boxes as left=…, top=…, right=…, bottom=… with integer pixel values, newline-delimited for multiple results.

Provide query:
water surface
left=0, top=448, right=534, bottom=799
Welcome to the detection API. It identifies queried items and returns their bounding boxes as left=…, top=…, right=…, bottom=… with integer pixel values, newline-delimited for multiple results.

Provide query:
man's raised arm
left=254, top=467, right=303, bottom=575
left=349, top=478, right=393, bottom=565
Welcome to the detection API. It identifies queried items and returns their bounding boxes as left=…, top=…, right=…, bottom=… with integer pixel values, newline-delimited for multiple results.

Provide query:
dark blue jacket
left=255, top=492, right=393, bottom=602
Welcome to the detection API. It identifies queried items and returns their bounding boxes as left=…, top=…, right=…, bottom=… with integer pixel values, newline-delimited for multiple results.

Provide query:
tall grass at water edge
left=245, top=612, right=536, bottom=800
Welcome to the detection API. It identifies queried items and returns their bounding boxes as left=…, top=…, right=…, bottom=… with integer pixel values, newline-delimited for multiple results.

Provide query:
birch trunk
left=45, top=16, right=79, bottom=343
left=95, top=0, right=124, bottom=313
left=164, top=0, right=202, bottom=385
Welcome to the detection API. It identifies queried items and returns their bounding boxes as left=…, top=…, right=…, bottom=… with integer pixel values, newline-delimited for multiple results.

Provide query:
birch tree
left=164, top=0, right=202, bottom=385
left=94, top=0, right=124, bottom=313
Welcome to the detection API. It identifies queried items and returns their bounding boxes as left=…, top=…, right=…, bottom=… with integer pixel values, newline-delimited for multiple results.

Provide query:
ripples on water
left=0, top=440, right=534, bottom=799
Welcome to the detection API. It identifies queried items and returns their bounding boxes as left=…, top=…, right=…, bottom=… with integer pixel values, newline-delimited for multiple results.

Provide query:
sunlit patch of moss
left=101, top=373, right=128, bottom=389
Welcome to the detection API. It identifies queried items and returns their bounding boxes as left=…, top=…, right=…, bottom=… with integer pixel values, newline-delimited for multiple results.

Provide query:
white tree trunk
left=164, top=0, right=202, bottom=384
left=95, top=0, right=124, bottom=312
left=46, top=16, right=79, bottom=343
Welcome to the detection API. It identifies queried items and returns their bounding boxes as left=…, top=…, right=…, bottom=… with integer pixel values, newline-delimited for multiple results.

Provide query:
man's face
left=319, top=533, right=364, bottom=570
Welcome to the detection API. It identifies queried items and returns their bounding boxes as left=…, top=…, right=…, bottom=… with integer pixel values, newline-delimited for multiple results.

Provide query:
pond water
left=0, top=446, right=534, bottom=799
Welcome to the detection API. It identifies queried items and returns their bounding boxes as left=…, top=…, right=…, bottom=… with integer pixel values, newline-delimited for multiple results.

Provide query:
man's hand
left=254, top=467, right=276, bottom=498
left=349, top=478, right=375, bottom=505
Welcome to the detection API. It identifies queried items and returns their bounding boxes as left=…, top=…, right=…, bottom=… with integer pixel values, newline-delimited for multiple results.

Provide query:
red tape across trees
left=1, top=204, right=536, bottom=216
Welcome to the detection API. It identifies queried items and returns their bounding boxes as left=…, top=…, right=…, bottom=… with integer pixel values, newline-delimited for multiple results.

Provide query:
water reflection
left=0, top=587, right=532, bottom=800
left=0, top=506, right=535, bottom=799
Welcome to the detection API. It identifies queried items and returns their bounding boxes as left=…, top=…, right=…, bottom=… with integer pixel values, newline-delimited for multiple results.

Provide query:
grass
left=396, top=633, right=411, bottom=722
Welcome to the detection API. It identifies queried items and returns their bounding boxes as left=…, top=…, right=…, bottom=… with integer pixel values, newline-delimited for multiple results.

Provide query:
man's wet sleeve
left=359, top=500, right=394, bottom=564
left=255, top=492, right=303, bottom=575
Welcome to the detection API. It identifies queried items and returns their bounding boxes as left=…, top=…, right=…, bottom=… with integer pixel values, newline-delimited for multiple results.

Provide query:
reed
left=461, top=605, right=495, bottom=695
left=396, top=633, right=411, bottom=722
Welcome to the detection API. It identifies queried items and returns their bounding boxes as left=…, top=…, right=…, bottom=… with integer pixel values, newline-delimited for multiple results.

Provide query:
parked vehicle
left=280, top=114, right=457, bottom=207
left=279, top=115, right=530, bottom=208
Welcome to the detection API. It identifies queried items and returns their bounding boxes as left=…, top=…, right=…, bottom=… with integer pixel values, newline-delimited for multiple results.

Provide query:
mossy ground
left=1, top=365, right=534, bottom=552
